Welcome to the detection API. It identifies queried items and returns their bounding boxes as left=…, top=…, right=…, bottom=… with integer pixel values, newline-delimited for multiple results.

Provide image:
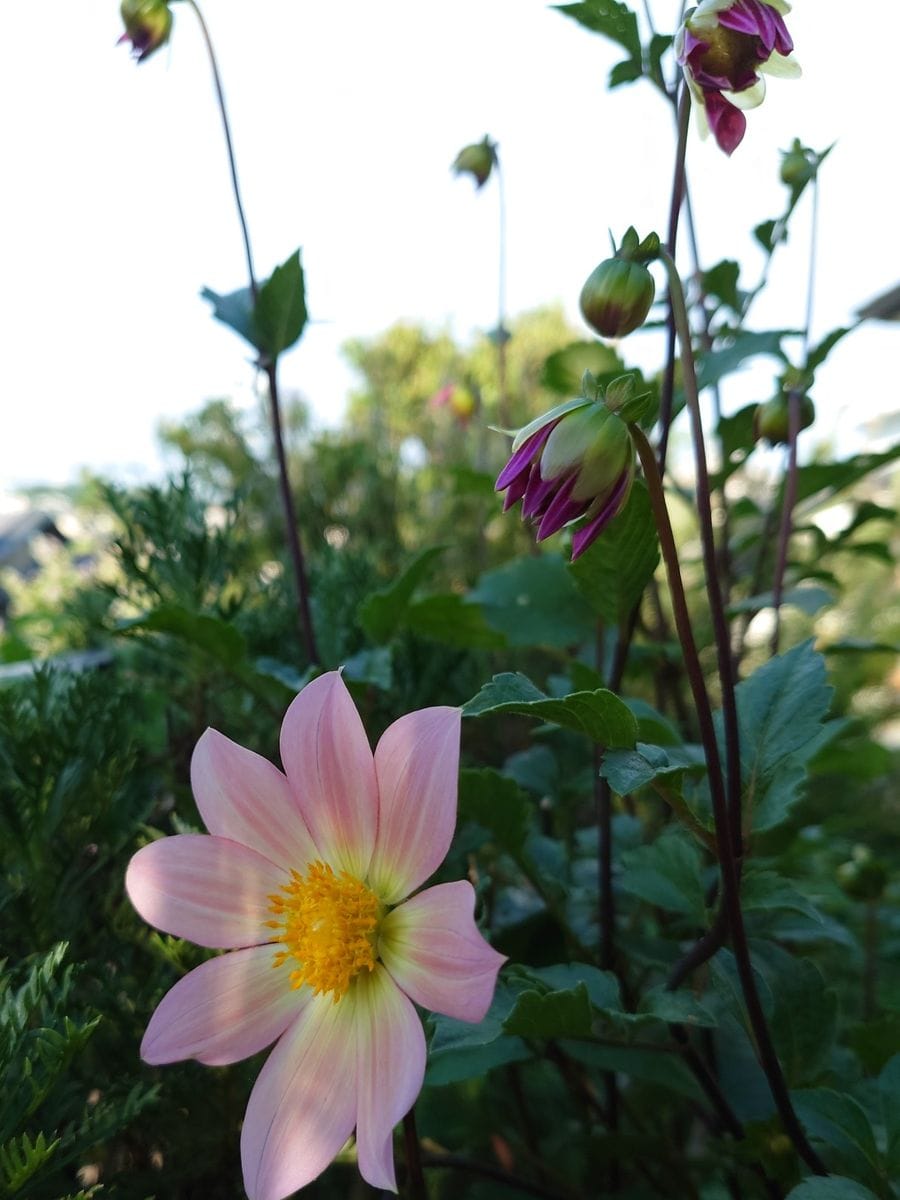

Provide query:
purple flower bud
left=119, top=0, right=173, bottom=64
left=495, top=397, right=635, bottom=560
left=676, top=1, right=800, bottom=155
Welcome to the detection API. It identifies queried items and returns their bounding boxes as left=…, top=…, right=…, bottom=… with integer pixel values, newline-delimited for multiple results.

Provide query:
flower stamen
left=267, top=861, right=380, bottom=1002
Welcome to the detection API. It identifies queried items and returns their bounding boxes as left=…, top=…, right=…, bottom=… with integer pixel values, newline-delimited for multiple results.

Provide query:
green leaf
left=785, top=1179, right=880, bottom=1200
left=426, top=982, right=530, bottom=1085
left=601, top=742, right=705, bottom=796
left=458, top=768, right=531, bottom=855
left=806, top=324, right=855, bottom=372
left=730, top=639, right=833, bottom=831
left=117, top=603, right=246, bottom=665
left=254, top=249, right=308, bottom=359
left=877, top=1055, right=900, bottom=1172
left=793, top=1090, right=885, bottom=1194
left=470, top=554, right=596, bottom=647
left=568, top=482, right=659, bottom=626
left=716, top=403, right=757, bottom=479
left=555, top=0, right=640, bottom=55
left=646, top=33, right=673, bottom=89
left=702, top=260, right=742, bottom=313
left=850, top=1014, right=900, bottom=1074
left=405, top=593, right=507, bottom=649
left=463, top=673, right=638, bottom=748
left=200, top=283, right=256, bottom=347
left=542, top=340, right=624, bottom=395
left=754, top=944, right=836, bottom=1085
left=638, top=985, right=717, bottom=1028
left=357, top=546, right=447, bottom=642
left=525, top=963, right=621, bottom=1011
left=727, top=585, right=834, bottom=617
left=619, top=833, right=707, bottom=921
left=793, top=444, right=900, bottom=505
left=696, top=329, right=792, bottom=391
left=741, top=870, right=824, bottom=926
left=504, top=983, right=594, bottom=1038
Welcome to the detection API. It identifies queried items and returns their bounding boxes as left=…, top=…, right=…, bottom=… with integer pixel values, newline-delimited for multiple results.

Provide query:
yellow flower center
left=266, top=861, right=380, bottom=1002
left=698, top=25, right=760, bottom=85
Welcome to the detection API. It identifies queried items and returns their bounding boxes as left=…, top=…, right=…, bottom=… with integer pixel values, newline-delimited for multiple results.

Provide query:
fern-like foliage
left=0, top=945, right=156, bottom=1200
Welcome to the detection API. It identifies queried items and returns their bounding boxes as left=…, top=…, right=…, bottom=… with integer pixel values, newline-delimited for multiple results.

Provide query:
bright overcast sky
left=1, top=2, right=898, bottom=489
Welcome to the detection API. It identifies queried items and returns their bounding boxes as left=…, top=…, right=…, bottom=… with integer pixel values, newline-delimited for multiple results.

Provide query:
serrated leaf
left=568, top=482, right=659, bottom=625
left=458, top=768, right=531, bottom=855
left=754, top=944, right=836, bottom=1085
left=793, top=444, right=900, bottom=505
left=504, top=983, right=594, bottom=1038
left=619, top=833, right=707, bottom=921
left=806, top=324, right=855, bottom=372
left=463, top=673, right=638, bottom=748
left=426, top=982, right=529, bottom=1085
left=541, top=340, right=624, bottom=395
left=730, top=640, right=833, bottom=831
left=793, top=1089, right=884, bottom=1193
left=601, top=742, right=705, bottom=796
left=470, top=553, right=596, bottom=647
left=357, top=546, right=447, bottom=642
left=727, top=585, right=834, bottom=617
left=254, top=248, right=308, bottom=359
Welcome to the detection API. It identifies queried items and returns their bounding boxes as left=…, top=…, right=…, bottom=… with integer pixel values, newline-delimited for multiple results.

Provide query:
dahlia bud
left=119, top=0, right=173, bottom=63
left=753, top=388, right=815, bottom=445
left=837, top=847, right=887, bottom=902
left=451, top=137, right=498, bottom=189
left=780, top=138, right=818, bottom=191
left=676, top=1, right=801, bottom=155
left=495, top=392, right=635, bottom=561
left=580, top=229, right=658, bottom=339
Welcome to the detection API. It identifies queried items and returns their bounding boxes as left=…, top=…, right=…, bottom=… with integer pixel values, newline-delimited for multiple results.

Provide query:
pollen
left=267, top=860, right=380, bottom=1002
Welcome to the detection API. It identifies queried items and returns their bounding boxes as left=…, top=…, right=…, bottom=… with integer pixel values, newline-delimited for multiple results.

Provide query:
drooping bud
left=676, top=1, right=801, bottom=155
left=495, top=382, right=636, bottom=561
left=451, top=137, right=498, bottom=189
left=119, top=0, right=173, bottom=63
left=579, top=228, right=658, bottom=339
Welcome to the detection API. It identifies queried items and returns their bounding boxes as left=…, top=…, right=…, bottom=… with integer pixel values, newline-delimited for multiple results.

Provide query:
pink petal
left=495, top=424, right=553, bottom=492
left=191, top=729, right=319, bottom=874
left=141, top=945, right=307, bottom=1066
left=704, top=89, right=747, bottom=155
left=241, top=991, right=358, bottom=1200
left=367, top=707, right=461, bottom=905
left=354, top=967, right=427, bottom=1191
left=125, top=834, right=284, bottom=949
left=279, top=672, right=378, bottom=880
left=536, top=475, right=589, bottom=540
left=570, top=469, right=632, bottom=561
left=380, top=881, right=506, bottom=1023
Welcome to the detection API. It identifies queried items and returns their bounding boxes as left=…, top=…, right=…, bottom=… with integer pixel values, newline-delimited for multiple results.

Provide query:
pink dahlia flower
left=126, top=672, right=505, bottom=1200
left=676, top=0, right=801, bottom=155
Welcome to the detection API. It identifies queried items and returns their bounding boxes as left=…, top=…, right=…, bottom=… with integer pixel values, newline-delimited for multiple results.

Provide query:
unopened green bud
left=604, top=373, right=653, bottom=423
left=780, top=139, right=817, bottom=191
left=754, top=391, right=815, bottom=445
left=837, top=847, right=887, bottom=901
left=119, top=0, right=172, bottom=63
left=451, top=137, right=498, bottom=189
left=580, top=257, right=656, bottom=339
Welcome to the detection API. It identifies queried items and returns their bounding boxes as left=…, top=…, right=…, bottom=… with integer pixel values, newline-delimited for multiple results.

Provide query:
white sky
left=1, top=1, right=898, bottom=489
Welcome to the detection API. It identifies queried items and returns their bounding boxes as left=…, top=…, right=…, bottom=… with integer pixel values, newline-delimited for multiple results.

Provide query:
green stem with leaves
left=185, top=0, right=318, bottom=666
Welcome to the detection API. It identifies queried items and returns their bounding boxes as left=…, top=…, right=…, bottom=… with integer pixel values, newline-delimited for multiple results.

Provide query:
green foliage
left=568, top=482, right=660, bottom=626
left=463, top=672, right=638, bottom=746
left=202, top=248, right=307, bottom=361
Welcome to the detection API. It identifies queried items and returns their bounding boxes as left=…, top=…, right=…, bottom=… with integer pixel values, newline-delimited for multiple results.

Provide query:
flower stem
left=186, top=0, right=318, bottom=666
left=403, top=1108, right=427, bottom=1200
left=656, top=85, right=691, bottom=473
left=657, top=249, right=742, bottom=859
left=631, top=424, right=827, bottom=1177
left=771, top=175, right=818, bottom=658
